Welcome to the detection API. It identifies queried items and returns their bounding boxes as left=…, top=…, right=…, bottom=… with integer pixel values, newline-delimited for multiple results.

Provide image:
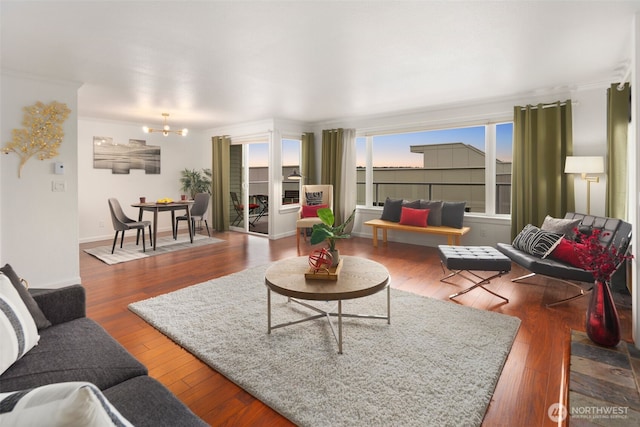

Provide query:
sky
left=248, top=123, right=513, bottom=168
left=248, top=139, right=299, bottom=167
left=357, top=123, right=513, bottom=168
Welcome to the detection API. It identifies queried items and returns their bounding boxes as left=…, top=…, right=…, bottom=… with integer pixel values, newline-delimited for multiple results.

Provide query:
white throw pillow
left=0, top=381, right=134, bottom=427
left=0, top=273, right=39, bottom=375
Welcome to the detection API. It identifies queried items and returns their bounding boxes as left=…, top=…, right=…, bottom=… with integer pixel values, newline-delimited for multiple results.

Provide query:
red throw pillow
left=302, top=204, right=328, bottom=218
left=549, top=237, right=585, bottom=268
left=399, top=207, right=429, bottom=227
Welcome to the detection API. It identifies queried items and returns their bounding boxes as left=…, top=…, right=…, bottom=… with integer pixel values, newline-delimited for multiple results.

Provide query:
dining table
left=131, top=200, right=194, bottom=250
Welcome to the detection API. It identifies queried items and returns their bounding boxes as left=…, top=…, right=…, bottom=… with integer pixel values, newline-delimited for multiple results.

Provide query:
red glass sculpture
left=308, top=248, right=333, bottom=273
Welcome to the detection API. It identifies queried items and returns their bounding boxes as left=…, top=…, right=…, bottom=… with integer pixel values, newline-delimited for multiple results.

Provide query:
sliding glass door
left=229, top=138, right=270, bottom=235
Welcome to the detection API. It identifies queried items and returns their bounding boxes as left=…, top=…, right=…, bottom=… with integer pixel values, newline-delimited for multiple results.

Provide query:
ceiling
left=2, top=1, right=640, bottom=131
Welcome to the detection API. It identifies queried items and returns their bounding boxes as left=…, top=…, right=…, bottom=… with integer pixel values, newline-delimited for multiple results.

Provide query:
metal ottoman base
left=437, top=245, right=512, bottom=303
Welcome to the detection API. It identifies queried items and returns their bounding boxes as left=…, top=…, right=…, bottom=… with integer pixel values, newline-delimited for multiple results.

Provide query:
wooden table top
left=132, top=200, right=194, bottom=208
left=264, top=256, right=390, bottom=301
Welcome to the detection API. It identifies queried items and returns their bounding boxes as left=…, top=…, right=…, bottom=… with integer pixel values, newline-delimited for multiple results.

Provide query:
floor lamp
left=564, top=156, right=605, bottom=215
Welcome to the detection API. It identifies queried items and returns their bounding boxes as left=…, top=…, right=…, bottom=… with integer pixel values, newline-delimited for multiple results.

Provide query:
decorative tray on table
left=305, top=259, right=343, bottom=281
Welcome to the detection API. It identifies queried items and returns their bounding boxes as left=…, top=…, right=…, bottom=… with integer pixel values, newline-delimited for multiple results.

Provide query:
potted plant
left=310, top=208, right=356, bottom=266
left=179, top=168, right=212, bottom=199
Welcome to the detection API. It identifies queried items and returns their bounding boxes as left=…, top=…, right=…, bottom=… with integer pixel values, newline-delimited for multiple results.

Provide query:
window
left=356, top=123, right=513, bottom=214
left=282, top=138, right=301, bottom=204
left=496, top=123, right=513, bottom=214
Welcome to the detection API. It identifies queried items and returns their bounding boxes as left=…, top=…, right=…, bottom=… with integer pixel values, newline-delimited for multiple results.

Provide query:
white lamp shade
left=288, top=170, right=303, bottom=180
left=564, top=156, right=604, bottom=174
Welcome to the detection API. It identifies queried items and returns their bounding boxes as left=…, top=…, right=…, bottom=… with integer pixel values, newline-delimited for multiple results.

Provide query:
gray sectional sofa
left=0, top=284, right=207, bottom=426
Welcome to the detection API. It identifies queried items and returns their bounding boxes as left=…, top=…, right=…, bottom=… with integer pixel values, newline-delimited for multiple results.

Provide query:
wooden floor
left=79, top=230, right=633, bottom=427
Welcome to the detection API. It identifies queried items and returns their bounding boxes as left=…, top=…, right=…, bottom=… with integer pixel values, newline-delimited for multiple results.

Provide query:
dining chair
left=296, top=184, right=333, bottom=250
left=175, top=192, right=210, bottom=238
left=108, top=198, right=153, bottom=254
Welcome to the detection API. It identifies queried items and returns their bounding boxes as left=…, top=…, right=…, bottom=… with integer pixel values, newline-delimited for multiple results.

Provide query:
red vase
left=586, top=280, right=620, bottom=347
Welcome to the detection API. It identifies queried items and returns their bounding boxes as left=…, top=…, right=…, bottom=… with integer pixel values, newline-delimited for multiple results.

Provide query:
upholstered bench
left=437, top=245, right=512, bottom=303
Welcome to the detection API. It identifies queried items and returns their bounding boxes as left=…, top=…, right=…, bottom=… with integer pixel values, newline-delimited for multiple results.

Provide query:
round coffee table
left=264, top=256, right=390, bottom=353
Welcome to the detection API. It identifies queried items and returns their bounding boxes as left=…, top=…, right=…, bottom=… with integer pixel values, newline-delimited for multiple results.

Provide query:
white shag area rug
left=84, top=234, right=224, bottom=265
left=129, top=265, right=521, bottom=427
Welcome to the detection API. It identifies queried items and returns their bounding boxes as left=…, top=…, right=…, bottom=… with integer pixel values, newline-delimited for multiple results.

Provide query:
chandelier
left=142, top=113, right=188, bottom=136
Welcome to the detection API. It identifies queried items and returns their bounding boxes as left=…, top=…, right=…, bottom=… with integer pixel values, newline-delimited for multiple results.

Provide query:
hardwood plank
left=79, top=230, right=634, bottom=426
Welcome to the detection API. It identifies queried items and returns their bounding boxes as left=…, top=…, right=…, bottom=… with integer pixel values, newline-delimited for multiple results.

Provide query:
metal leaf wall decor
left=2, top=101, right=71, bottom=178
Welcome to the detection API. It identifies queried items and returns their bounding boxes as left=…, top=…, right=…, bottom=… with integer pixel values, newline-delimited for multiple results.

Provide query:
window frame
left=356, top=120, right=513, bottom=217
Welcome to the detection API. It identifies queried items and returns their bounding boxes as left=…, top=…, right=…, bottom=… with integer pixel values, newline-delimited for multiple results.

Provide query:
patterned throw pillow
left=305, top=192, right=324, bottom=206
left=512, top=224, right=563, bottom=258
left=0, top=274, right=40, bottom=375
left=0, top=382, right=134, bottom=426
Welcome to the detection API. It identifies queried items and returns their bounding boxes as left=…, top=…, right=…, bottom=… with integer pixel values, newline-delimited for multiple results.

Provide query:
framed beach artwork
left=93, top=137, right=161, bottom=174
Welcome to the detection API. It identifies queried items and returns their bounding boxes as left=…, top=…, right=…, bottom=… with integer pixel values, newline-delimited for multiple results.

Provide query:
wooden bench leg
left=372, top=226, right=378, bottom=247
left=382, top=228, right=388, bottom=245
left=296, top=227, right=300, bottom=250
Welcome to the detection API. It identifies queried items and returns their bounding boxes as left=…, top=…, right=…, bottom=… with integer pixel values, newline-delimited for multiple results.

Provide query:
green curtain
left=606, top=83, right=630, bottom=219
left=211, top=135, right=231, bottom=231
left=511, top=101, right=575, bottom=239
left=301, top=132, right=315, bottom=185
left=321, top=128, right=344, bottom=224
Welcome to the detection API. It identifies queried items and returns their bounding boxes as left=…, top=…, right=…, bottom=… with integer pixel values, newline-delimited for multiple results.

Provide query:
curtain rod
left=518, top=101, right=577, bottom=110
left=617, top=67, right=631, bottom=91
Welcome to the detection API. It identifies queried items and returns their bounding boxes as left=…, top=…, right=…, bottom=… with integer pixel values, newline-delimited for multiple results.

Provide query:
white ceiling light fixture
left=142, top=113, right=188, bottom=137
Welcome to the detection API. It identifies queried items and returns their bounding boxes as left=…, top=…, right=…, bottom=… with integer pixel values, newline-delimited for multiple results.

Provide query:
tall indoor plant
left=179, top=168, right=212, bottom=199
left=310, top=208, right=356, bottom=266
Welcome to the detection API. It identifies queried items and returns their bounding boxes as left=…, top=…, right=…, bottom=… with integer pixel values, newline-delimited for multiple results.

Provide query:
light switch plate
left=52, top=180, right=66, bottom=192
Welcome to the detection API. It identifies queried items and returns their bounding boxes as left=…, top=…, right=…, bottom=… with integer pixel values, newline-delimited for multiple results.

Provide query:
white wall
left=1, top=73, right=81, bottom=288
left=571, top=86, right=608, bottom=217
left=78, top=118, right=210, bottom=242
